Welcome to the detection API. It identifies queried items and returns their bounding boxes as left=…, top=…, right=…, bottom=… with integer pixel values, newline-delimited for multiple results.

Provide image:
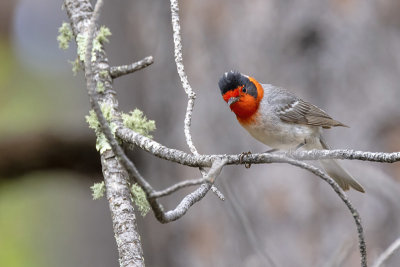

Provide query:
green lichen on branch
left=77, top=26, right=112, bottom=62
left=131, top=184, right=150, bottom=216
left=99, top=70, right=109, bottom=79
left=69, top=58, right=82, bottom=75
left=76, top=33, right=87, bottom=61
left=96, top=81, right=105, bottom=93
left=57, top=22, right=73, bottom=50
left=91, top=181, right=105, bottom=200
left=86, top=103, right=118, bottom=153
left=97, top=26, right=112, bottom=43
left=122, top=109, right=156, bottom=138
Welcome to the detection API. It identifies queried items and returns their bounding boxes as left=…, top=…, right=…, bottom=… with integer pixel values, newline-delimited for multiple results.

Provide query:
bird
left=218, top=70, right=365, bottom=192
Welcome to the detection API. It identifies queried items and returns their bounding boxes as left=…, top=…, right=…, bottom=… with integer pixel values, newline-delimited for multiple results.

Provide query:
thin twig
left=372, top=236, right=400, bottom=267
left=274, top=157, right=367, bottom=267
left=169, top=0, right=197, bottom=153
left=161, top=158, right=228, bottom=222
left=149, top=177, right=208, bottom=198
left=289, top=149, right=400, bottom=163
left=110, top=56, right=154, bottom=79
left=149, top=149, right=229, bottom=200
left=169, top=0, right=224, bottom=200
left=210, top=186, right=225, bottom=200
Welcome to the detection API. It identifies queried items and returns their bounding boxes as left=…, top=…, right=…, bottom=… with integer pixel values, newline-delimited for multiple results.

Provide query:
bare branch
left=159, top=158, right=228, bottom=222
left=290, top=149, right=400, bottom=163
left=169, top=0, right=197, bottom=153
left=372, top=236, right=400, bottom=267
left=168, top=0, right=224, bottom=200
left=149, top=177, right=208, bottom=199
left=144, top=159, right=228, bottom=223
left=278, top=158, right=367, bottom=267
left=117, top=125, right=400, bottom=167
left=110, top=56, right=154, bottom=79
left=164, top=183, right=212, bottom=217
left=169, top=0, right=192, bottom=96
left=149, top=159, right=231, bottom=198
left=210, top=186, right=226, bottom=200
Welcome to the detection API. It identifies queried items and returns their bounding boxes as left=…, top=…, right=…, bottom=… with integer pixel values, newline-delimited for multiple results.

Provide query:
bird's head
left=218, top=71, right=264, bottom=121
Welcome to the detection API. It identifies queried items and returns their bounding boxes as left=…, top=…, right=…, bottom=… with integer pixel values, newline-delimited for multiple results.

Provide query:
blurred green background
left=1, top=0, right=400, bottom=266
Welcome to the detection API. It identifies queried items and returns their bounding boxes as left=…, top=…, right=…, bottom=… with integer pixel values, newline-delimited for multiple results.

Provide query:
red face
left=222, top=77, right=263, bottom=123
left=222, top=85, right=242, bottom=104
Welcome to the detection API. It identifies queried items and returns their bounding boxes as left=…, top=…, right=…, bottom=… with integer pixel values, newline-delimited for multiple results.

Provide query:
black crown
left=218, top=71, right=244, bottom=95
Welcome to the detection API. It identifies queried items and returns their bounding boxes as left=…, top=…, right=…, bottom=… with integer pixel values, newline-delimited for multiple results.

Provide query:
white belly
left=240, top=115, right=321, bottom=150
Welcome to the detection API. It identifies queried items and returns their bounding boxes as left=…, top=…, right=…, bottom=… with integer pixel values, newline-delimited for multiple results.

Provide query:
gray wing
left=266, top=85, right=347, bottom=129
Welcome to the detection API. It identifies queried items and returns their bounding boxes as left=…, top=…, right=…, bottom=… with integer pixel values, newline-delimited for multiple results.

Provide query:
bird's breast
left=239, top=110, right=321, bottom=150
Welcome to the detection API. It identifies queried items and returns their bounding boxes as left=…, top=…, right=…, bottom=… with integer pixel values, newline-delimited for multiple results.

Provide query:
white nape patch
left=224, top=72, right=229, bottom=78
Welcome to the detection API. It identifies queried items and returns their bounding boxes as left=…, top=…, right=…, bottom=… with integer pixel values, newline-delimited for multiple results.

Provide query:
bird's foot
left=239, top=151, right=252, bottom=168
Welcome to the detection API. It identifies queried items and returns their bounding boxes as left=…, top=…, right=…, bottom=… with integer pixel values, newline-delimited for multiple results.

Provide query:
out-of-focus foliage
left=0, top=172, right=117, bottom=267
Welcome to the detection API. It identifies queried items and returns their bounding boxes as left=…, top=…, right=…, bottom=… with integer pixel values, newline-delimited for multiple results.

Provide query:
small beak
left=227, top=97, right=240, bottom=106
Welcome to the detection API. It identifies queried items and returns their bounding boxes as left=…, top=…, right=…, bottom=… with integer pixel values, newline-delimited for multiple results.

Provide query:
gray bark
left=64, top=0, right=145, bottom=266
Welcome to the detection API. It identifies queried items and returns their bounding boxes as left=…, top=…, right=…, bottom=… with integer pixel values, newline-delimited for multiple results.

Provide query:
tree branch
left=159, top=158, right=228, bottom=222
left=110, top=56, right=154, bottom=79
left=83, top=1, right=147, bottom=266
left=149, top=177, right=209, bottom=199
left=65, top=0, right=148, bottom=266
left=278, top=157, right=367, bottom=267
left=117, top=125, right=400, bottom=167
left=168, top=0, right=224, bottom=200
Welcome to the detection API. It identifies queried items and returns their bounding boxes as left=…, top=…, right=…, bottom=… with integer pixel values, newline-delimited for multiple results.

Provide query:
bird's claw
left=239, top=151, right=252, bottom=168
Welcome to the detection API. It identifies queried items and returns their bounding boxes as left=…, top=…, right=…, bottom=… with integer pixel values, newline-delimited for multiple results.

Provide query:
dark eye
left=242, top=86, right=247, bottom=93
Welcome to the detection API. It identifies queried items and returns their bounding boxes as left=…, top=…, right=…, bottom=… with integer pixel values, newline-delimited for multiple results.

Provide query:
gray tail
left=319, top=138, right=365, bottom=193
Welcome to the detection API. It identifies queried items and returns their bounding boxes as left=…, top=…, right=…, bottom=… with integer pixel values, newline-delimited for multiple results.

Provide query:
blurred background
left=1, top=0, right=400, bottom=266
